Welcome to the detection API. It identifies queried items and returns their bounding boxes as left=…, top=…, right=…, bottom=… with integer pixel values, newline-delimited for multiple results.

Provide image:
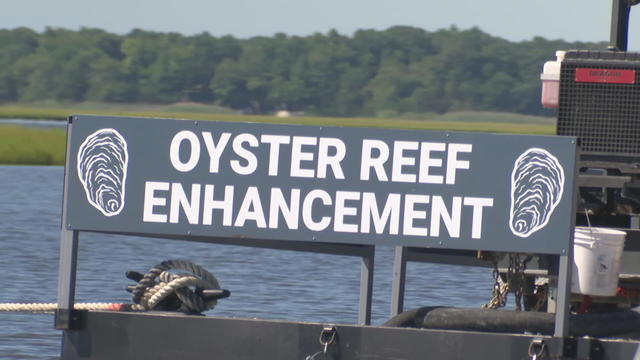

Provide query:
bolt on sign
left=65, top=115, right=577, bottom=255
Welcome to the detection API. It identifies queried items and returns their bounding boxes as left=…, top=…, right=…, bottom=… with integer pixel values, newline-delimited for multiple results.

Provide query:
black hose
left=383, top=307, right=640, bottom=337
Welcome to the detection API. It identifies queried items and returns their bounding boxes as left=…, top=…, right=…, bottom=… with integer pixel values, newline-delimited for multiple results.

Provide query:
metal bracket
left=528, top=338, right=546, bottom=359
left=305, top=325, right=338, bottom=359
left=549, top=336, right=578, bottom=359
left=54, top=309, right=83, bottom=330
left=576, top=337, right=604, bottom=360
left=577, top=174, right=632, bottom=189
left=319, top=325, right=337, bottom=353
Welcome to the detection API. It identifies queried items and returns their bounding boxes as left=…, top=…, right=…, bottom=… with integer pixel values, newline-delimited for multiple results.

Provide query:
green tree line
left=0, top=26, right=605, bottom=116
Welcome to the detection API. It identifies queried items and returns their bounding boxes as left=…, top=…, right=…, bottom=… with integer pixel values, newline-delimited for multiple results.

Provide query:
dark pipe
left=384, top=307, right=640, bottom=337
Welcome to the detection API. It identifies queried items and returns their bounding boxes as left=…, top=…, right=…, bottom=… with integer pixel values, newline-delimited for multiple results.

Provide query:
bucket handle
left=581, top=198, right=595, bottom=240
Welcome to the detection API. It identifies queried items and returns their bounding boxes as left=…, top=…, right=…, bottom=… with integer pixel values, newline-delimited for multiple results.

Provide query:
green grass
left=434, top=111, right=555, bottom=125
left=0, top=103, right=554, bottom=133
left=0, top=102, right=237, bottom=120
left=0, top=125, right=66, bottom=165
left=0, top=103, right=555, bottom=165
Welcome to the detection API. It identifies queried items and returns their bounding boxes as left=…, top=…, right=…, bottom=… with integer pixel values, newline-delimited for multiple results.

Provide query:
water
left=0, top=165, right=493, bottom=359
left=0, top=119, right=66, bottom=129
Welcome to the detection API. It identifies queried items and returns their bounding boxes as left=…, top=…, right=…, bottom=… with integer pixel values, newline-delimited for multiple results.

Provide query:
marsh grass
left=0, top=103, right=555, bottom=130
left=0, top=102, right=236, bottom=120
left=0, top=103, right=555, bottom=165
left=0, top=125, right=66, bottom=165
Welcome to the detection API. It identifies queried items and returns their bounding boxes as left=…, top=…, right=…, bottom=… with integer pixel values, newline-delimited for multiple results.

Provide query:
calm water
left=0, top=165, right=493, bottom=359
left=0, top=119, right=66, bottom=129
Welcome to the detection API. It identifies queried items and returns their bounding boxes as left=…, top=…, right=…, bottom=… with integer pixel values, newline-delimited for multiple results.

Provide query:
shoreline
left=0, top=105, right=554, bottom=166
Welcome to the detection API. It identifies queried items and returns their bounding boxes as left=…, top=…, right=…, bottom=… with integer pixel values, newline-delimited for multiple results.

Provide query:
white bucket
left=571, top=227, right=626, bottom=296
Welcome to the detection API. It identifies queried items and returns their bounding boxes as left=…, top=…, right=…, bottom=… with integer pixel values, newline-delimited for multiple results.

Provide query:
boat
left=56, top=2, right=640, bottom=359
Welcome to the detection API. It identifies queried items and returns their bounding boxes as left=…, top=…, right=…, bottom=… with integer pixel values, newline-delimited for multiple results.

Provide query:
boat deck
left=61, top=310, right=640, bottom=360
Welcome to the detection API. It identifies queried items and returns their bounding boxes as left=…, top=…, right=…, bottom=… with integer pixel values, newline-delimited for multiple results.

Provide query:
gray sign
left=65, top=115, right=577, bottom=254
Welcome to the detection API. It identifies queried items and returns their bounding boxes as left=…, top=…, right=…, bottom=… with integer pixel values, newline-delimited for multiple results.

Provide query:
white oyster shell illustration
left=77, top=128, right=128, bottom=216
left=509, top=148, right=564, bottom=238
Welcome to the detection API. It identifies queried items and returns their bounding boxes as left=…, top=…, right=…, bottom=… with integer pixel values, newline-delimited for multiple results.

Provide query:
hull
left=62, top=311, right=640, bottom=360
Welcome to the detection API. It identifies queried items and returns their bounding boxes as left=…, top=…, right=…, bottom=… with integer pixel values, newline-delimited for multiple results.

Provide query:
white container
left=540, top=51, right=566, bottom=108
left=571, top=227, right=626, bottom=296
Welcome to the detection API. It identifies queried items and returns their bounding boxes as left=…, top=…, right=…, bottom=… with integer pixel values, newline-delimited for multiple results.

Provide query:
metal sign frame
left=56, top=115, right=578, bottom=337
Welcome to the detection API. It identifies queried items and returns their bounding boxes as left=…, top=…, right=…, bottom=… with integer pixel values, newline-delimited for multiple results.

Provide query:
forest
left=0, top=26, right=605, bottom=117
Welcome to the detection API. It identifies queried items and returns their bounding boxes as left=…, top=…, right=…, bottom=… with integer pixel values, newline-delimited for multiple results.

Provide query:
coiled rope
left=129, top=259, right=225, bottom=313
left=1, top=259, right=228, bottom=314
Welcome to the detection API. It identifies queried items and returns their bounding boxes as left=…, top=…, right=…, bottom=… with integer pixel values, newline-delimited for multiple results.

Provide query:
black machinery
left=554, top=0, right=640, bottom=303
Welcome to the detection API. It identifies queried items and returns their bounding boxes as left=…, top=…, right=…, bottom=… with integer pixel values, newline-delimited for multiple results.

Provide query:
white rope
left=0, top=302, right=126, bottom=313
left=1, top=260, right=223, bottom=314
